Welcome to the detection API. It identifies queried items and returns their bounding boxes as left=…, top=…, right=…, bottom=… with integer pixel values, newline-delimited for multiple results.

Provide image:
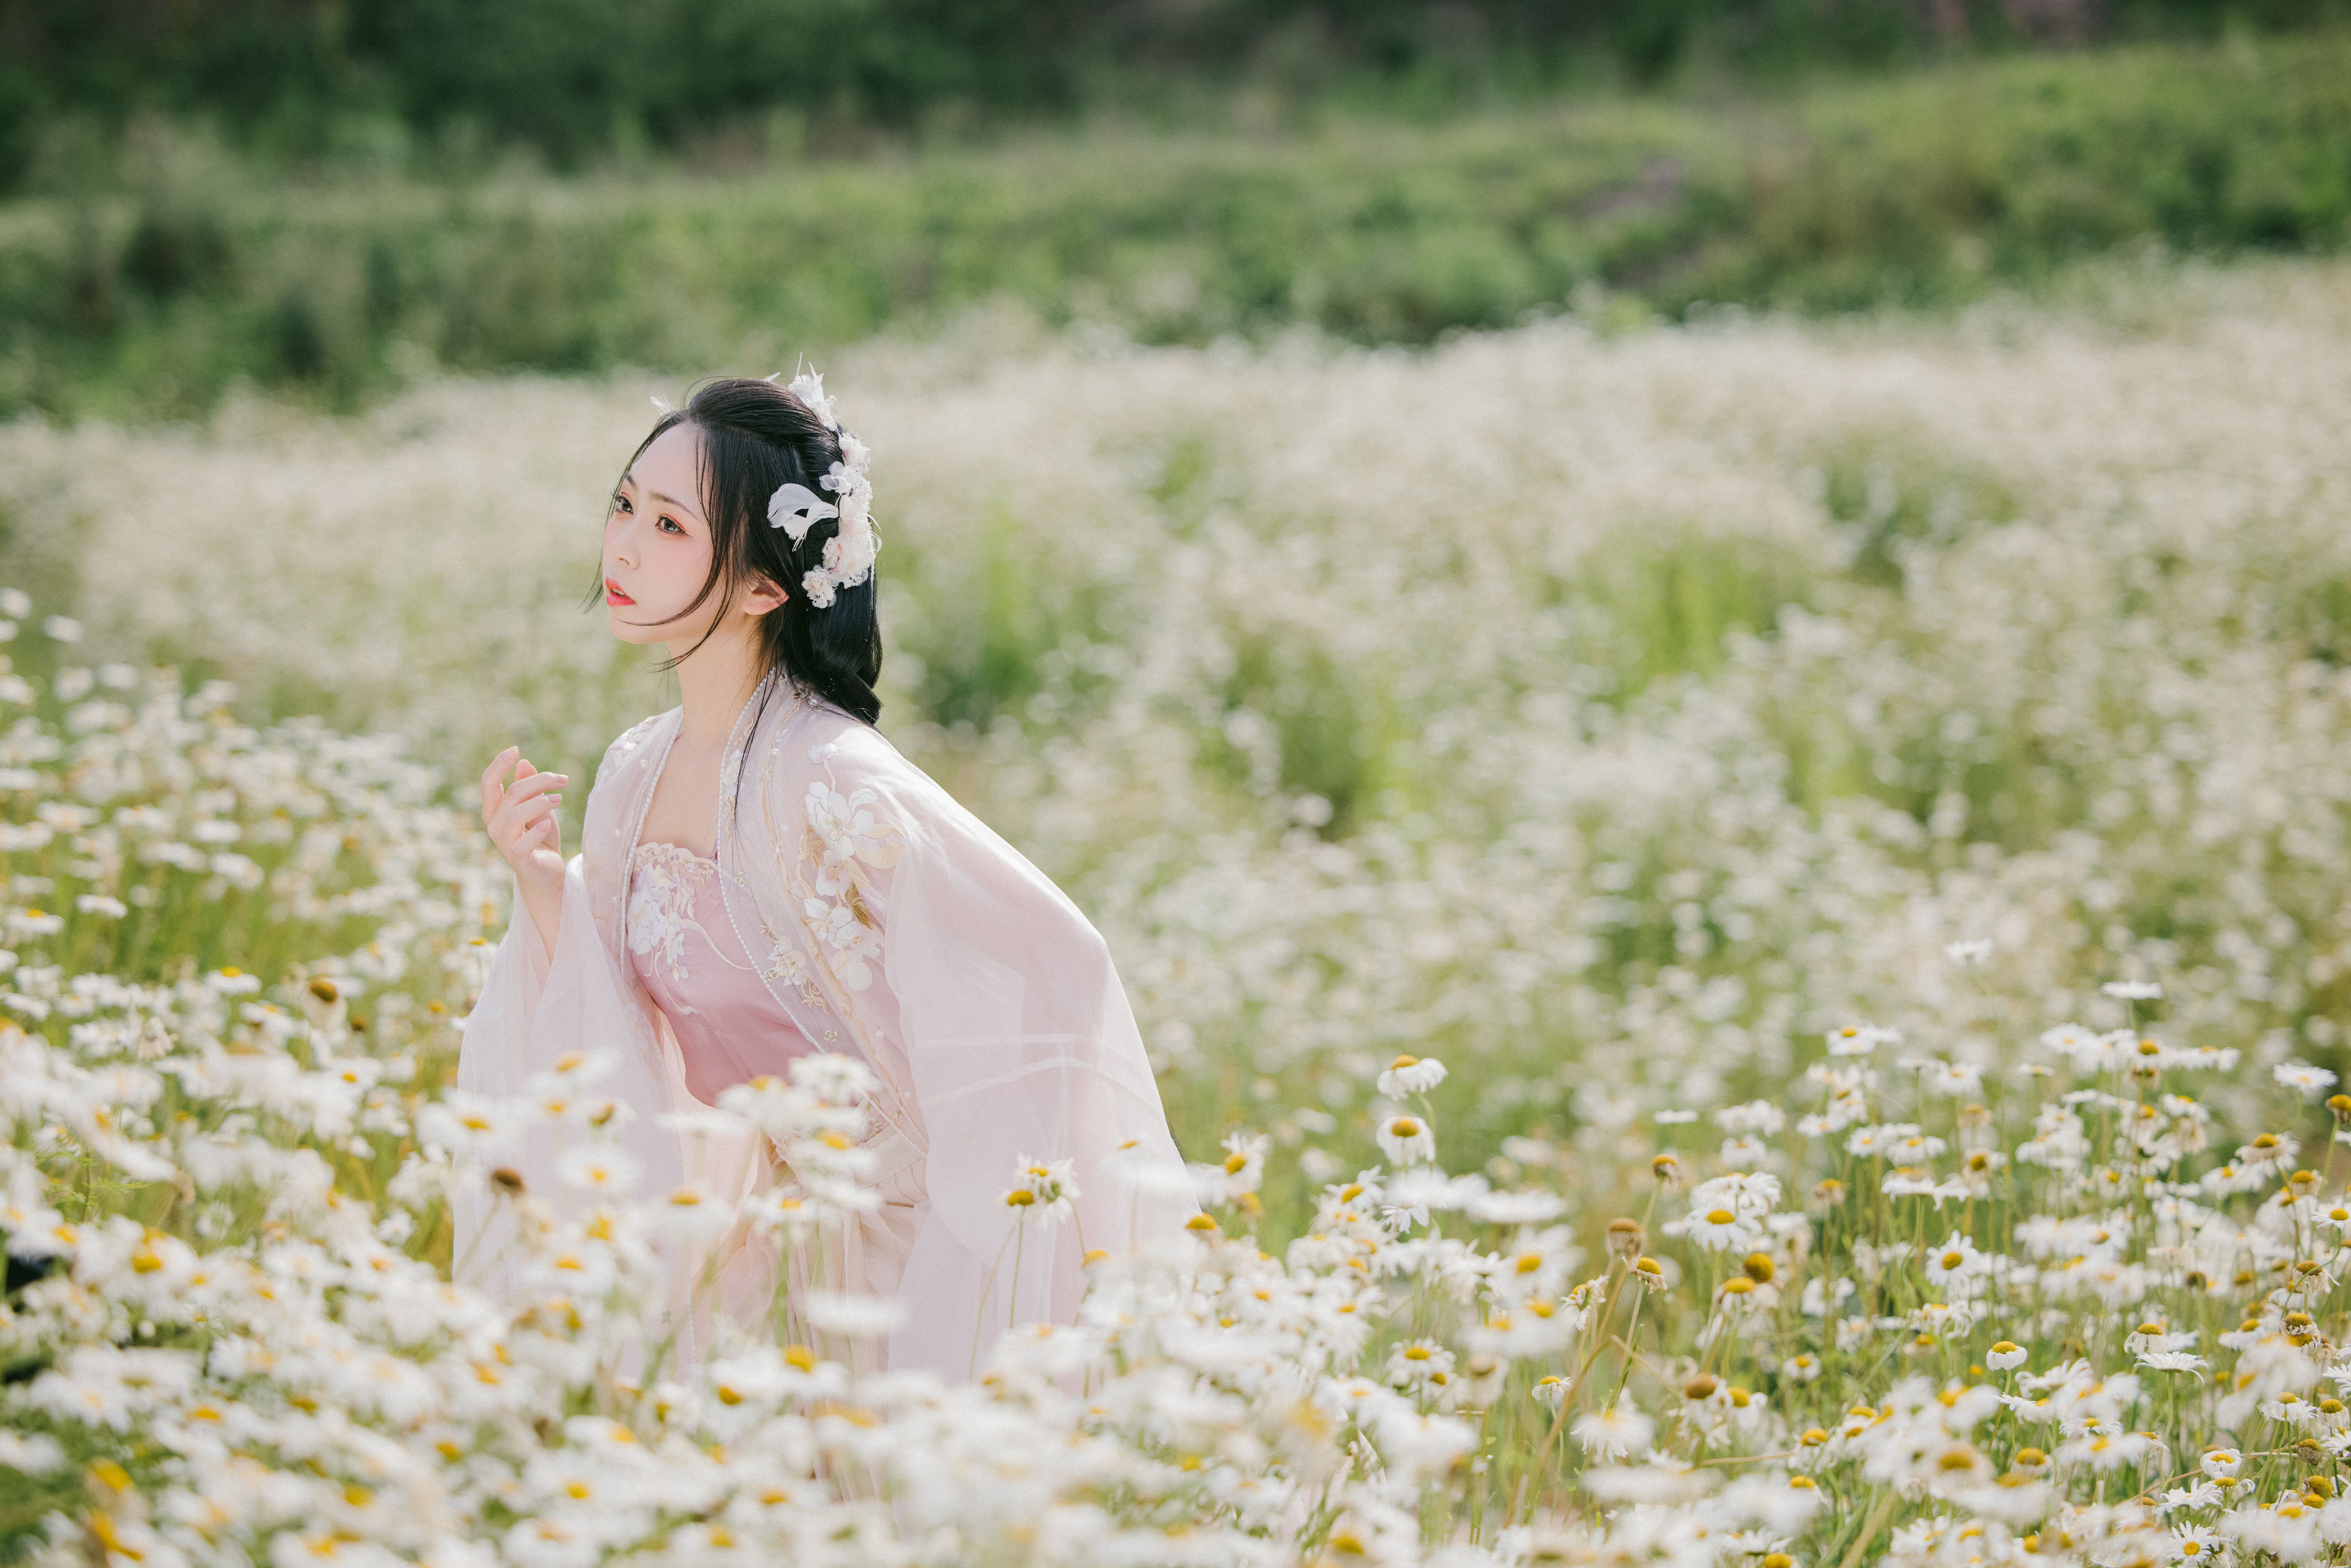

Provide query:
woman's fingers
left=479, top=747, right=568, bottom=865
left=501, top=770, right=569, bottom=805
left=494, top=786, right=563, bottom=825
left=487, top=776, right=567, bottom=844
left=499, top=791, right=561, bottom=837
left=479, top=746, right=519, bottom=818
left=502, top=807, right=544, bottom=851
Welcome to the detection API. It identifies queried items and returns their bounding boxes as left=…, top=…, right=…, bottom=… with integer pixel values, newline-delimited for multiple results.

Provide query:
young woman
left=453, top=372, right=1194, bottom=1381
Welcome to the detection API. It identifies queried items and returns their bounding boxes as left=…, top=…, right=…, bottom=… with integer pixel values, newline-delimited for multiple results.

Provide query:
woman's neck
left=666, top=626, right=767, bottom=747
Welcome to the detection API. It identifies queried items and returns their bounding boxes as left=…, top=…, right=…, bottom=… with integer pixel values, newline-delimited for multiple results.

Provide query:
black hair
left=588, top=375, right=883, bottom=725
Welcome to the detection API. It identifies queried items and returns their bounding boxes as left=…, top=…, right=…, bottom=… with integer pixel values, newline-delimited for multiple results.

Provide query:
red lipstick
left=605, top=578, right=634, bottom=606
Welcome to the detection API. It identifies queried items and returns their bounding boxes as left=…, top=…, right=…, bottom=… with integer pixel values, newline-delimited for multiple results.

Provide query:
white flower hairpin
left=763, top=366, right=878, bottom=609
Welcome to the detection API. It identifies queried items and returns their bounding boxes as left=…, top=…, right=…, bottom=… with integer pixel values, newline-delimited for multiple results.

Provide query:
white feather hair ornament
left=767, top=365, right=879, bottom=609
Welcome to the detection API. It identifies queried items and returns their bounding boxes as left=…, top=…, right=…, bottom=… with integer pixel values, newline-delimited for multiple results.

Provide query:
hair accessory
left=766, top=366, right=878, bottom=609
left=767, top=483, right=835, bottom=534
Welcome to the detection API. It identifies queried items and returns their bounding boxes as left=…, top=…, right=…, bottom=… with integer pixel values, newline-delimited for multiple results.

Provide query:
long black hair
left=589, top=375, right=883, bottom=724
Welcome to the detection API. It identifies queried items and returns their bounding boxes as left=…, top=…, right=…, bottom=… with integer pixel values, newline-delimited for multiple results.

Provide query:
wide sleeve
left=450, top=853, right=690, bottom=1311
left=783, top=722, right=1199, bottom=1381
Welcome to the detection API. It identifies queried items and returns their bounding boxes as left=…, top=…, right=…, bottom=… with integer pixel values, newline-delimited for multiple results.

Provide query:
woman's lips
left=605, top=578, right=634, bottom=606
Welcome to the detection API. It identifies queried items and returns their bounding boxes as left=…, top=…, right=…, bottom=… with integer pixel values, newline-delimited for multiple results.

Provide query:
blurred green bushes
left=4, top=0, right=2336, bottom=181
left=4, top=30, right=2350, bottom=422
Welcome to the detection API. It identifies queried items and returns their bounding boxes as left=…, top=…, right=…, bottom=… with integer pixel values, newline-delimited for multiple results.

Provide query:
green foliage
left=1659, top=34, right=2351, bottom=311
left=1570, top=525, right=1824, bottom=700
left=1816, top=437, right=2020, bottom=591
left=10, top=0, right=2331, bottom=186
left=6, top=33, right=2351, bottom=422
left=1203, top=630, right=1382, bottom=836
left=891, top=500, right=1088, bottom=732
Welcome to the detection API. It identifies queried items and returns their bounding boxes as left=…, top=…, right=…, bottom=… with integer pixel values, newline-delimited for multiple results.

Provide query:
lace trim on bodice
left=625, top=841, right=754, bottom=988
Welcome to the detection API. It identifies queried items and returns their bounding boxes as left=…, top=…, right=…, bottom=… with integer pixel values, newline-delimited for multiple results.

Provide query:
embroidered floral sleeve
left=792, top=745, right=907, bottom=994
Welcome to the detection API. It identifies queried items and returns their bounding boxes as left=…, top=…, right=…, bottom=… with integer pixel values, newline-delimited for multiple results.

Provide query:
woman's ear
left=744, top=573, right=789, bottom=618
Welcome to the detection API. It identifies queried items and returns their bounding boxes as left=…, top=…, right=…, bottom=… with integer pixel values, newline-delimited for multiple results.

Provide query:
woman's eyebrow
left=619, top=470, right=700, bottom=516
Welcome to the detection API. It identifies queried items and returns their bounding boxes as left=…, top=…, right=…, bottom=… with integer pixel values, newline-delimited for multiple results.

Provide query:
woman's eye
left=611, top=494, right=631, bottom=515
left=659, top=516, right=684, bottom=535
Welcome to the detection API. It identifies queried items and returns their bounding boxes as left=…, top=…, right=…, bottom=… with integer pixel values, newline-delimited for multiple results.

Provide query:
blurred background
left=3, top=0, right=2350, bottom=1204
left=5, top=0, right=2348, bottom=422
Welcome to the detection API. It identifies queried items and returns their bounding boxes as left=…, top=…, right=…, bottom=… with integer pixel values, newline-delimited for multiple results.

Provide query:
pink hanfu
left=453, top=672, right=1197, bottom=1379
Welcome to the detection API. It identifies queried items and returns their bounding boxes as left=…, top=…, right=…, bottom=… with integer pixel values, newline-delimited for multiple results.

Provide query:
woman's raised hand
left=480, top=746, right=569, bottom=901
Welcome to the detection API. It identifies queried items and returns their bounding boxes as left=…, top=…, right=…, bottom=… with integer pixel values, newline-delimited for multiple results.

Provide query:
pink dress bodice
left=625, top=840, right=815, bottom=1105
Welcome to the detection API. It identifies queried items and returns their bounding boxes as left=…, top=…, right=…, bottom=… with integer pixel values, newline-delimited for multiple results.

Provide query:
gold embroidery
left=795, top=758, right=907, bottom=995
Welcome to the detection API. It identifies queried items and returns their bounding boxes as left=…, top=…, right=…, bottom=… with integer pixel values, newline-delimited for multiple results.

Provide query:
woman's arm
left=479, top=746, right=569, bottom=961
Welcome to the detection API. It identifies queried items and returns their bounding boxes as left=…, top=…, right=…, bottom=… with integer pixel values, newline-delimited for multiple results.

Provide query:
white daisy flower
left=1376, top=1113, right=1436, bottom=1167
left=1375, top=1054, right=1447, bottom=1098
left=1573, top=1398, right=1656, bottom=1459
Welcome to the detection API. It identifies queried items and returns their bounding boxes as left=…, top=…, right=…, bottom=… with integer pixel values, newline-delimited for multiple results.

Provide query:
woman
left=453, top=371, right=1195, bottom=1382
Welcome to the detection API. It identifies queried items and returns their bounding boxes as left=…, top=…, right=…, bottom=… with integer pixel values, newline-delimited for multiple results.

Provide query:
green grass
left=5, top=30, right=2351, bottom=423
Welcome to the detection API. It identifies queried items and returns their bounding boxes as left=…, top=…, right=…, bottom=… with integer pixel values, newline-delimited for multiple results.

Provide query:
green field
left=7, top=30, right=2351, bottom=423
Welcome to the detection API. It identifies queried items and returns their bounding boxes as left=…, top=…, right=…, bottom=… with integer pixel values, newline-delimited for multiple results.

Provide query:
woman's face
left=602, top=423, right=783, bottom=648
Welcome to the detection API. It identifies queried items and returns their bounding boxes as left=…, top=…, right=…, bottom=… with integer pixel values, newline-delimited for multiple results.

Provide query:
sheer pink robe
left=452, top=675, right=1197, bottom=1380
left=622, top=837, right=928, bottom=1354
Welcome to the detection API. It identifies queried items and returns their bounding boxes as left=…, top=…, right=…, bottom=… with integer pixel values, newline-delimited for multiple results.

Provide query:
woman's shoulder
left=602, top=707, right=678, bottom=767
left=757, top=688, right=892, bottom=767
left=799, top=705, right=933, bottom=784
left=761, top=700, right=955, bottom=819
